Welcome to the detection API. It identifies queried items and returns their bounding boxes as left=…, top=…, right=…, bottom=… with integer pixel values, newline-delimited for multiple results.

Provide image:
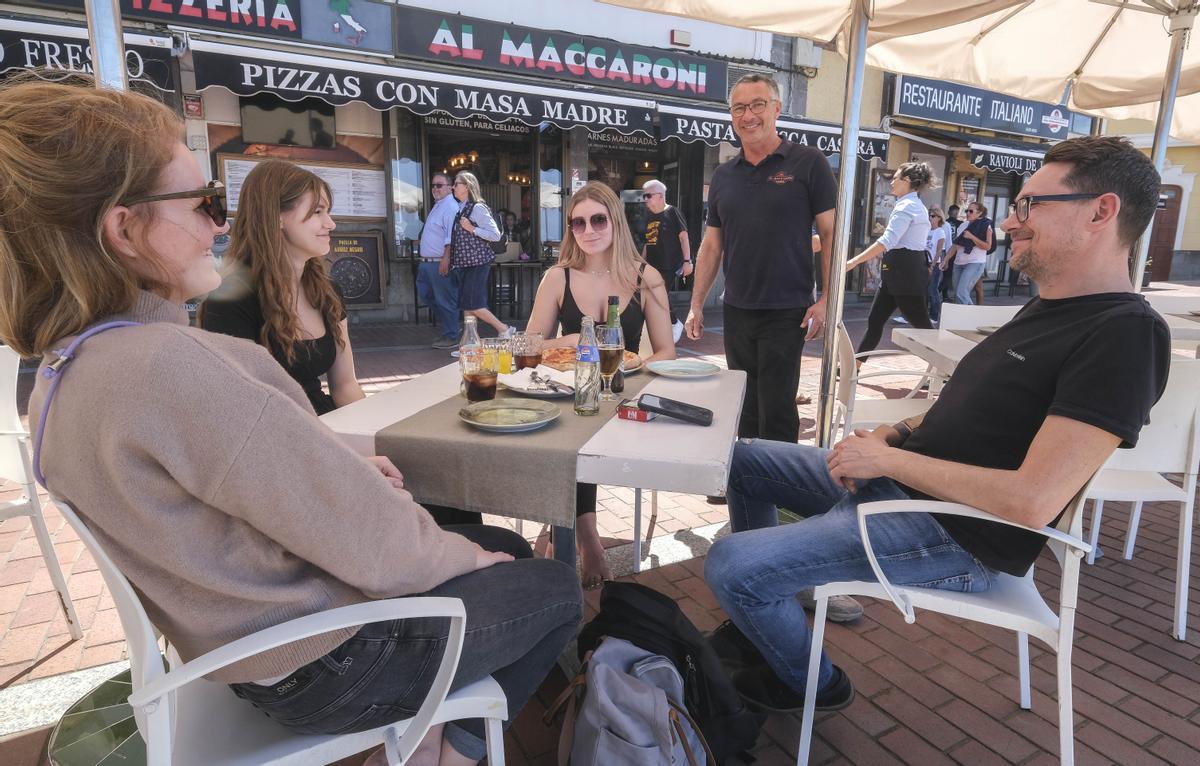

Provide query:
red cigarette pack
left=617, top=399, right=657, bottom=421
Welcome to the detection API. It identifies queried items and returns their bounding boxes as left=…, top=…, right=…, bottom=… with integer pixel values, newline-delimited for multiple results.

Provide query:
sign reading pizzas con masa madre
left=192, top=49, right=655, bottom=134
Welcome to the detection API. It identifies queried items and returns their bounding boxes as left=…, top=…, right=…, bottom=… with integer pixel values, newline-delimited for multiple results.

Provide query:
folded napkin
left=498, top=364, right=575, bottom=392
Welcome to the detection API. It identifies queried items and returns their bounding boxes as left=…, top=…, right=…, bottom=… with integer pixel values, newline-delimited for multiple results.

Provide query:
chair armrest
left=854, top=500, right=1090, bottom=624
left=128, top=597, right=466, bottom=708
left=0, top=429, right=28, bottom=437
left=852, top=350, right=910, bottom=361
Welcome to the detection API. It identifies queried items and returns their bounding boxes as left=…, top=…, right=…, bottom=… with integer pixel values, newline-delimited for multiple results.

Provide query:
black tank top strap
left=558, top=267, right=585, bottom=337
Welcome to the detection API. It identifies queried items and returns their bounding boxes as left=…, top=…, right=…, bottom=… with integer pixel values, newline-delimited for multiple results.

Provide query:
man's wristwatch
left=892, top=421, right=913, bottom=444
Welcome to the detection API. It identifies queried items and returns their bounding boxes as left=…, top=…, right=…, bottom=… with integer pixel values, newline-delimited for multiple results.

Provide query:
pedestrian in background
left=444, top=171, right=513, bottom=339
left=418, top=173, right=463, bottom=349
left=926, top=206, right=951, bottom=323
left=641, top=179, right=692, bottom=342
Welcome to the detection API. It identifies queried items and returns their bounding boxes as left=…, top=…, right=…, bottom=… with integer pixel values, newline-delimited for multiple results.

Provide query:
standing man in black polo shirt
left=686, top=73, right=837, bottom=443
left=703, top=136, right=1171, bottom=713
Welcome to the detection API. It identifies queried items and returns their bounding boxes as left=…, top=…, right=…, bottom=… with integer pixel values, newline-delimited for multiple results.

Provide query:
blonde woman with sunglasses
left=527, top=181, right=676, bottom=587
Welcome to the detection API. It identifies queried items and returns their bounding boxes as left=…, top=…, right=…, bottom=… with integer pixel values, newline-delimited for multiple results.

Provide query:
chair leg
left=633, top=489, right=643, bottom=574
left=28, top=502, right=83, bottom=640
left=485, top=716, right=506, bottom=765
left=1085, top=499, right=1104, bottom=565
left=1056, top=613, right=1078, bottom=766
left=1122, top=501, right=1143, bottom=560
left=797, top=597, right=829, bottom=766
left=1016, top=632, right=1031, bottom=710
left=1174, top=498, right=1193, bottom=641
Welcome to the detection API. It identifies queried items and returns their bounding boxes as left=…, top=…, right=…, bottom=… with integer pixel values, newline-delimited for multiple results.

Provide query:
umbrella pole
left=816, top=0, right=868, bottom=448
left=1130, top=6, right=1194, bottom=290
left=83, top=0, right=128, bottom=90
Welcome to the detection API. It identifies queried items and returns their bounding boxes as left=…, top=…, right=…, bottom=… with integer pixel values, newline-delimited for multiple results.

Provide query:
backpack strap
left=543, top=650, right=592, bottom=766
left=32, top=320, right=142, bottom=488
left=668, top=700, right=718, bottom=766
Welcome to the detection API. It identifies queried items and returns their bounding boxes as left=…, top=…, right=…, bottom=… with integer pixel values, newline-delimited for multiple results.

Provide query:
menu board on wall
left=218, top=154, right=387, bottom=219
left=326, top=232, right=385, bottom=307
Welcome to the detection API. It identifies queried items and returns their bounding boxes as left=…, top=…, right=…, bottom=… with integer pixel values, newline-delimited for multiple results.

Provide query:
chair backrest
left=1143, top=293, right=1200, bottom=317
left=1102, top=358, right=1200, bottom=476
left=833, top=323, right=856, bottom=407
left=0, top=346, right=31, bottom=485
left=938, top=303, right=1023, bottom=332
left=52, top=500, right=168, bottom=730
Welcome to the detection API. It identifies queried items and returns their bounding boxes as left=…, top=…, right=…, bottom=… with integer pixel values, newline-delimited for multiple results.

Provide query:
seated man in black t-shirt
left=703, top=136, right=1171, bottom=714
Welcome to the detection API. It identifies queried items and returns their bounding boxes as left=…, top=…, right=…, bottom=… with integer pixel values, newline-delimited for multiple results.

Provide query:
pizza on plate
left=540, top=347, right=643, bottom=372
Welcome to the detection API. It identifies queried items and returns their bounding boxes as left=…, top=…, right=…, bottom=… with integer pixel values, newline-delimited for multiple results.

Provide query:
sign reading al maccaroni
left=395, top=7, right=728, bottom=103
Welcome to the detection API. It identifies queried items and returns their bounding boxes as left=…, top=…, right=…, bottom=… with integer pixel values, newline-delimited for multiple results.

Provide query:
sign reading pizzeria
left=395, top=8, right=728, bottom=103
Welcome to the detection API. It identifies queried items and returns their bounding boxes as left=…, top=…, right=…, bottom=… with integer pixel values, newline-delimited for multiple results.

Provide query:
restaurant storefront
left=8, top=3, right=886, bottom=321
left=877, top=75, right=1095, bottom=291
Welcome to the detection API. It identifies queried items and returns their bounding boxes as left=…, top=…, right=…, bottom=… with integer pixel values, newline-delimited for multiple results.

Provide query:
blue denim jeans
left=708, top=440, right=994, bottom=694
left=928, top=267, right=943, bottom=321
left=415, top=260, right=460, bottom=341
left=230, top=526, right=582, bottom=761
left=952, top=261, right=987, bottom=305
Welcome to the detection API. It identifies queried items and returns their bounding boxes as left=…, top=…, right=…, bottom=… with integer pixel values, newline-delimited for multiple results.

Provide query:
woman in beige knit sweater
left=0, top=75, right=581, bottom=766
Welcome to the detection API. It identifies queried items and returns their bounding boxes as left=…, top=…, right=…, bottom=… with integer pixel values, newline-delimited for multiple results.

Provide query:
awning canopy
left=190, top=38, right=657, bottom=137
left=891, top=123, right=1049, bottom=176
left=658, top=102, right=889, bottom=161
left=0, top=17, right=174, bottom=91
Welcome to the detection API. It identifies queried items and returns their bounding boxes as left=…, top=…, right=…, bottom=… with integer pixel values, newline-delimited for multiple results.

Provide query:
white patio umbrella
left=864, top=1, right=1200, bottom=287
left=599, top=0, right=1024, bottom=446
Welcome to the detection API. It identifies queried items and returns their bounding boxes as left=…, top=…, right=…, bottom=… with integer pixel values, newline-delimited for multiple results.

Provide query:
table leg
left=552, top=525, right=576, bottom=571
left=633, top=489, right=642, bottom=574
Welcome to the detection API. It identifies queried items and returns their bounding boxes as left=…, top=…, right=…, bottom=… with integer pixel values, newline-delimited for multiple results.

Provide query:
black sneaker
left=707, top=620, right=766, bottom=670
left=732, top=663, right=854, bottom=714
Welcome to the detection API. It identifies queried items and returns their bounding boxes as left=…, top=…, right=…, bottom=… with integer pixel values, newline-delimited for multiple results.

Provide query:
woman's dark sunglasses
left=569, top=213, right=609, bottom=235
left=125, top=180, right=228, bottom=227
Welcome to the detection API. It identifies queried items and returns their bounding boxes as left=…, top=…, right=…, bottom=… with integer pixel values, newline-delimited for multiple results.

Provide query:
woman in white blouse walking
left=845, top=161, right=937, bottom=355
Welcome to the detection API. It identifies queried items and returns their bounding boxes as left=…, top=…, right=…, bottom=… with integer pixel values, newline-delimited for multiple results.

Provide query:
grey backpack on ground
left=548, top=636, right=715, bottom=765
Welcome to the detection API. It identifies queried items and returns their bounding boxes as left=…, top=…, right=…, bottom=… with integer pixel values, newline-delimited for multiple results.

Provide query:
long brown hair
left=0, top=74, right=182, bottom=357
left=558, top=182, right=647, bottom=295
left=214, top=160, right=343, bottom=364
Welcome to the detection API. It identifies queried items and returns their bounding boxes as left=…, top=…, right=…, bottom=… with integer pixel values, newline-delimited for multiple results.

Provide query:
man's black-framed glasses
left=1009, top=193, right=1101, bottom=223
left=125, top=180, right=227, bottom=227
left=729, top=98, right=776, bottom=118
left=642, top=192, right=661, bottom=200
left=430, top=181, right=450, bottom=189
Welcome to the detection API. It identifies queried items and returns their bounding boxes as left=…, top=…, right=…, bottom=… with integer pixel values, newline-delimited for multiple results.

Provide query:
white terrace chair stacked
left=53, top=498, right=508, bottom=765
left=797, top=480, right=1097, bottom=766
left=0, top=346, right=81, bottom=640
left=831, top=323, right=937, bottom=440
left=1143, top=294, right=1200, bottom=358
left=1085, top=358, right=1200, bottom=641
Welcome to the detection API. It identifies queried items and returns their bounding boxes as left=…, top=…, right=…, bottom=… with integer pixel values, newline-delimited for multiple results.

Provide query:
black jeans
left=857, top=285, right=933, bottom=355
left=230, top=525, right=582, bottom=761
left=723, top=304, right=808, bottom=442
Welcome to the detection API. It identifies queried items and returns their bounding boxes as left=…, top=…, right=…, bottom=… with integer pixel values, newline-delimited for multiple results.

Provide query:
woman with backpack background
left=443, top=171, right=513, bottom=338
left=945, top=201, right=993, bottom=305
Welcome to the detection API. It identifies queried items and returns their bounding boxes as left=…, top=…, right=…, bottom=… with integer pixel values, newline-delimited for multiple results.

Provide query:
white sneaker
left=499, top=325, right=515, bottom=339
left=672, top=319, right=685, bottom=343
left=450, top=349, right=460, bottom=358
left=893, top=316, right=910, bottom=325
left=799, top=590, right=864, bottom=623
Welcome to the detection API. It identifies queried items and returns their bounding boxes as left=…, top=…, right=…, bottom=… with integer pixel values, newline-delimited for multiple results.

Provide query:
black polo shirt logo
left=768, top=171, right=794, bottom=185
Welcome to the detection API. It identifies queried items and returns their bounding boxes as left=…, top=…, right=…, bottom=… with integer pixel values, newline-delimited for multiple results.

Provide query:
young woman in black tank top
left=527, top=181, right=676, bottom=588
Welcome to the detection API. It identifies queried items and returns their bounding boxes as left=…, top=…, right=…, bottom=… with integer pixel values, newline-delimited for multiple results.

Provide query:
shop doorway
left=426, top=119, right=536, bottom=258
left=1149, top=185, right=1182, bottom=283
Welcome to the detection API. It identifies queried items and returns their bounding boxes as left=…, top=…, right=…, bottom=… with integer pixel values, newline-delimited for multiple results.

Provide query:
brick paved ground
left=4, top=286, right=1200, bottom=764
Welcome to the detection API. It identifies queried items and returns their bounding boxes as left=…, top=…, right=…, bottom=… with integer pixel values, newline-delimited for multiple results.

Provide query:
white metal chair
left=831, top=323, right=936, bottom=439
left=0, top=347, right=82, bottom=640
left=1143, top=294, right=1200, bottom=358
left=797, top=481, right=1096, bottom=766
left=938, top=302, right=1022, bottom=333
left=1084, top=358, right=1200, bottom=641
left=53, top=498, right=508, bottom=765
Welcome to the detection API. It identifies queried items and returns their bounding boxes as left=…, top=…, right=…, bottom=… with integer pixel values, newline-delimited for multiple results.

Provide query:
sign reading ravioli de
left=193, top=46, right=656, bottom=135
left=896, top=75, right=1074, bottom=140
left=395, top=7, right=728, bottom=103
left=971, top=147, right=1042, bottom=175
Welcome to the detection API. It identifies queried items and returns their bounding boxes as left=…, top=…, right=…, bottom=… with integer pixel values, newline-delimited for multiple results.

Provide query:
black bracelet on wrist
left=892, top=421, right=912, bottom=444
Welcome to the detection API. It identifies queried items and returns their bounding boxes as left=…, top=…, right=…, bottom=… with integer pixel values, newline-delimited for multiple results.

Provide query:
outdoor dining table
left=890, top=327, right=979, bottom=377
left=320, top=362, right=747, bottom=572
